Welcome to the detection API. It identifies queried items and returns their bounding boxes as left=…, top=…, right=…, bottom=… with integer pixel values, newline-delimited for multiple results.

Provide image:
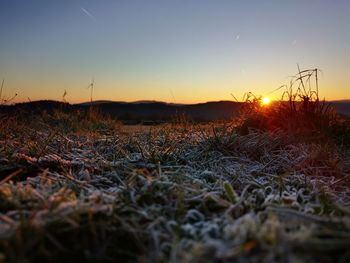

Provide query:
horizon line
left=5, top=98, right=350, bottom=106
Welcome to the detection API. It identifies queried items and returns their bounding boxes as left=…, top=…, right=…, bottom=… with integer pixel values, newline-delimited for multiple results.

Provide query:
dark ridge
left=330, top=101, right=350, bottom=117
left=0, top=100, right=73, bottom=115
left=75, top=100, right=243, bottom=121
left=1, top=100, right=350, bottom=122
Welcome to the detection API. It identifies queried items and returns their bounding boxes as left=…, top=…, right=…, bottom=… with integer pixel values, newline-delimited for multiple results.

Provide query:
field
left=0, top=96, right=350, bottom=263
left=1, top=0, right=350, bottom=261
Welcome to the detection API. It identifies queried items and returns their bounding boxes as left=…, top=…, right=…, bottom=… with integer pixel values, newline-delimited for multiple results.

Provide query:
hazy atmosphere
left=1, top=0, right=349, bottom=103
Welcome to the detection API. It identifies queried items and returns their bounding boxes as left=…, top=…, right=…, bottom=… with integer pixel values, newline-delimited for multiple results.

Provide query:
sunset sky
left=0, top=0, right=349, bottom=103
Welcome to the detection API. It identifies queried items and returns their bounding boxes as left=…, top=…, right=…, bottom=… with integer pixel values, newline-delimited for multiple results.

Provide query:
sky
left=0, top=0, right=349, bottom=103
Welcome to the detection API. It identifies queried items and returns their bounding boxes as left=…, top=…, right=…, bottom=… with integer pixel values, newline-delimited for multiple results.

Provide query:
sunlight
left=262, top=97, right=271, bottom=106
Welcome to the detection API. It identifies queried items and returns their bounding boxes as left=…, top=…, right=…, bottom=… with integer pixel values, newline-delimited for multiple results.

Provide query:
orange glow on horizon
left=261, top=97, right=271, bottom=106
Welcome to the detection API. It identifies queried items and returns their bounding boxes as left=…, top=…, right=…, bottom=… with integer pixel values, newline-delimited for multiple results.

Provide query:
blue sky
left=0, top=0, right=349, bottom=103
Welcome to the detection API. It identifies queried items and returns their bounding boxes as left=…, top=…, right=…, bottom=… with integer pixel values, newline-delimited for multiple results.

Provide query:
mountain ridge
left=1, top=99, right=349, bottom=122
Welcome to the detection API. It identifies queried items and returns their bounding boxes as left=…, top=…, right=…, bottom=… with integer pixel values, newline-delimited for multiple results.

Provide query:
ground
left=0, top=114, right=350, bottom=262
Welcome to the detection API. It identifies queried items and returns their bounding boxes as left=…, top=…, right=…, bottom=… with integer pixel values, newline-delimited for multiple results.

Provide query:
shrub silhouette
left=238, top=68, right=349, bottom=145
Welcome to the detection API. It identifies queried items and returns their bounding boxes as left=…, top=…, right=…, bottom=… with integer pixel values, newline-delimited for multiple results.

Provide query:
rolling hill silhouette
left=1, top=100, right=349, bottom=123
left=0, top=100, right=242, bottom=123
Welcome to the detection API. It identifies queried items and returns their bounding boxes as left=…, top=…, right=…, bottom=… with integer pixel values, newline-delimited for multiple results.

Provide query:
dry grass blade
left=0, top=169, right=23, bottom=185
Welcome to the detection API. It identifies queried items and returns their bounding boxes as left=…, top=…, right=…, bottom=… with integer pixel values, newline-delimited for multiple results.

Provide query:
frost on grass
left=0, top=117, right=350, bottom=262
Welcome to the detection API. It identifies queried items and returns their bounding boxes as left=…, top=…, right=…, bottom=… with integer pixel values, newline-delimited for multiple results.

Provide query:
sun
left=261, top=97, right=271, bottom=106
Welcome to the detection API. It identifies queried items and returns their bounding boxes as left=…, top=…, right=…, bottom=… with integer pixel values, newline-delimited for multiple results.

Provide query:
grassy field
left=1, top=72, right=350, bottom=262
left=0, top=106, right=350, bottom=263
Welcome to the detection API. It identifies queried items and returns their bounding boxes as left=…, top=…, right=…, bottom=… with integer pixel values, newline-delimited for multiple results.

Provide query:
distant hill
left=76, top=100, right=243, bottom=122
left=0, top=100, right=73, bottom=114
left=0, top=100, right=243, bottom=122
left=78, top=100, right=116, bottom=106
left=330, top=101, right=350, bottom=117
left=1, top=99, right=350, bottom=123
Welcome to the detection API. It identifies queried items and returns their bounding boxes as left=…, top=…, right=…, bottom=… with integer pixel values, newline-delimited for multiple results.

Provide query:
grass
left=0, top=70, right=350, bottom=262
left=237, top=68, right=348, bottom=144
left=0, top=79, right=17, bottom=105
